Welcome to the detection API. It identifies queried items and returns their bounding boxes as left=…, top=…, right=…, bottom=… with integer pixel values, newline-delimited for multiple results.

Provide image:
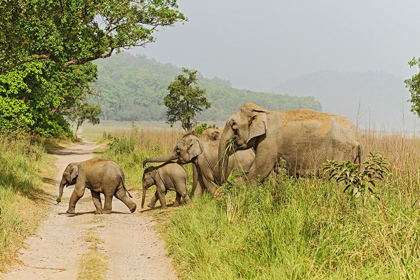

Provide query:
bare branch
left=0, top=53, right=51, bottom=75
left=62, top=48, right=114, bottom=68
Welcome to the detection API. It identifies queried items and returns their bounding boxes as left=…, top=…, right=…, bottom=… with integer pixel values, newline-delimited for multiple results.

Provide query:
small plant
left=323, top=152, right=391, bottom=204
left=191, top=123, right=218, bottom=136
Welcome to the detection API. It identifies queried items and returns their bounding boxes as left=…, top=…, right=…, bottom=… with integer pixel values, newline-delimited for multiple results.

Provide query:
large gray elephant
left=57, top=158, right=137, bottom=214
left=218, top=102, right=362, bottom=183
left=143, top=129, right=255, bottom=196
left=142, top=162, right=190, bottom=209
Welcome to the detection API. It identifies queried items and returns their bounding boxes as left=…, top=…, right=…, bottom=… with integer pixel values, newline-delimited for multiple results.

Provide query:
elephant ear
left=247, top=109, right=267, bottom=143
left=70, top=165, right=79, bottom=181
left=187, top=139, right=203, bottom=159
left=210, top=130, right=221, bottom=141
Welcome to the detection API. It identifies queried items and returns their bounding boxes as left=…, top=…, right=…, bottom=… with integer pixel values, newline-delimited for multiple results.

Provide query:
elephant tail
left=121, top=178, right=133, bottom=198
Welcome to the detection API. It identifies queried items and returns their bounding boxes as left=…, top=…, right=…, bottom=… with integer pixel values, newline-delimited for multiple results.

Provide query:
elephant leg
left=102, top=194, right=113, bottom=214
left=183, top=193, right=191, bottom=204
left=248, top=146, right=277, bottom=183
left=191, top=165, right=203, bottom=197
left=173, top=193, right=181, bottom=207
left=156, top=190, right=167, bottom=209
left=147, top=191, right=159, bottom=208
left=155, top=179, right=168, bottom=209
left=91, top=190, right=102, bottom=214
left=67, top=187, right=85, bottom=214
left=114, top=188, right=137, bottom=213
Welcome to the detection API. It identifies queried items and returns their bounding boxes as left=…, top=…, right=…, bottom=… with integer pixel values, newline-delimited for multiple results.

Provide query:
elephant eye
left=231, top=120, right=239, bottom=130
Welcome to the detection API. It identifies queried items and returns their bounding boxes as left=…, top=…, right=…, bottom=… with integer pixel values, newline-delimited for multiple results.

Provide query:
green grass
left=159, top=176, right=420, bottom=279
left=101, top=129, right=420, bottom=279
left=0, top=135, right=53, bottom=272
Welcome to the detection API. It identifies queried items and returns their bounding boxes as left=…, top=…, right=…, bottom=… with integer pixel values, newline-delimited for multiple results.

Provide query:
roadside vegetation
left=102, top=128, right=420, bottom=279
left=0, top=135, right=54, bottom=272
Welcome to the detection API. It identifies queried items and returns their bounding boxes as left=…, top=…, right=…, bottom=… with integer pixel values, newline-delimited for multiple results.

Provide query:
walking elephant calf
left=57, top=158, right=137, bottom=214
left=142, top=162, right=190, bottom=209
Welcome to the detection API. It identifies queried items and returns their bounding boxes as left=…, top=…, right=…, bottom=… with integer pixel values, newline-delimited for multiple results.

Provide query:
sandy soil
left=2, top=142, right=178, bottom=280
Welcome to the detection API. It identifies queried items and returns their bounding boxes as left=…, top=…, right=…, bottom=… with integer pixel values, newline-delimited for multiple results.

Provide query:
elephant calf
left=142, top=162, right=190, bottom=209
left=57, top=158, right=137, bottom=214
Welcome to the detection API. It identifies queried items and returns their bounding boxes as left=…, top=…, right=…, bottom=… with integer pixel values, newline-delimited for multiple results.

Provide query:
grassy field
left=0, top=136, right=58, bottom=272
left=95, top=124, right=420, bottom=279
left=79, top=120, right=225, bottom=141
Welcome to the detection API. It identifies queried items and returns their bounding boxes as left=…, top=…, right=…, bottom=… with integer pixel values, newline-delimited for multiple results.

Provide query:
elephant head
left=200, top=128, right=221, bottom=142
left=143, top=134, right=203, bottom=167
left=218, top=102, right=267, bottom=181
left=57, top=163, right=79, bottom=203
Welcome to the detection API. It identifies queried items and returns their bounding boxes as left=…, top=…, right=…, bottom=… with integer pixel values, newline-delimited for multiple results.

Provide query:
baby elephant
left=142, top=162, right=190, bottom=209
left=57, top=158, right=137, bottom=214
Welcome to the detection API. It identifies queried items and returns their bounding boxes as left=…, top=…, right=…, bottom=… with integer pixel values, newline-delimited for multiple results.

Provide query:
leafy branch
left=323, top=152, right=391, bottom=204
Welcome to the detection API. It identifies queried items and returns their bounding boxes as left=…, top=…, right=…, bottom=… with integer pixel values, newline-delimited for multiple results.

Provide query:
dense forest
left=93, top=53, right=322, bottom=122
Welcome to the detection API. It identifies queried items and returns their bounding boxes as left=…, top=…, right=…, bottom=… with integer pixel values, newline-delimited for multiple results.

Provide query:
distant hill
left=272, top=71, right=416, bottom=130
left=92, top=53, right=322, bottom=122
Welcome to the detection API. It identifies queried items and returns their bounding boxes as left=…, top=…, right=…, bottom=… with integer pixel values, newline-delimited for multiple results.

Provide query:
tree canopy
left=165, top=68, right=211, bottom=131
left=0, top=0, right=185, bottom=137
left=406, top=57, right=420, bottom=117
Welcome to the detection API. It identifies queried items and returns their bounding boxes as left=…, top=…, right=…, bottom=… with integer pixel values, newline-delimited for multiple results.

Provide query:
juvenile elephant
left=57, top=158, right=137, bottom=214
left=218, top=102, right=362, bottom=183
left=142, top=162, right=190, bottom=209
left=143, top=129, right=255, bottom=196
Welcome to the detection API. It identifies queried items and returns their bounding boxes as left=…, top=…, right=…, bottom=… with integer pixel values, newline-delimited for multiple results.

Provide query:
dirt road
left=2, top=142, right=178, bottom=280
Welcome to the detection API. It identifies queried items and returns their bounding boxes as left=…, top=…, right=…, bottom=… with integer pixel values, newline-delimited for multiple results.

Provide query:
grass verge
left=0, top=135, right=58, bottom=272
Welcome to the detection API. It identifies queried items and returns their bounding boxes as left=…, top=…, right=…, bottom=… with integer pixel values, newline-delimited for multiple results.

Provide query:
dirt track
left=2, top=142, right=178, bottom=280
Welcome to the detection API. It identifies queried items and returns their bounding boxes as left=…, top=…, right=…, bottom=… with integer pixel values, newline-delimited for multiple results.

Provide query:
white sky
left=131, top=0, right=420, bottom=92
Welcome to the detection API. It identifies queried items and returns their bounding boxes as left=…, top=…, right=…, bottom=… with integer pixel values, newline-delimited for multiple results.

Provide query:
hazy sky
left=131, top=0, right=420, bottom=92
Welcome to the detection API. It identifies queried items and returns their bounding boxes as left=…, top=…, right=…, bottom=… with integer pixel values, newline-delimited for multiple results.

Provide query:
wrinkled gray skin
left=57, top=158, right=136, bottom=214
left=143, top=129, right=255, bottom=196
left=142, top=162, right=190, bottom=209
left=219, top=102, right=362, bottom=183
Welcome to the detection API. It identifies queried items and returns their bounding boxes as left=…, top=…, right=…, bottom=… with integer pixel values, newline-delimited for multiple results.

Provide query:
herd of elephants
left=56, top=102, right=362, bottom=214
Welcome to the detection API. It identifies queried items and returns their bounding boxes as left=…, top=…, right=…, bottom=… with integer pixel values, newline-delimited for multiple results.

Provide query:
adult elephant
left=218, top=102, right=361, bottom=183
left=143, top=129, right=255, bottom=197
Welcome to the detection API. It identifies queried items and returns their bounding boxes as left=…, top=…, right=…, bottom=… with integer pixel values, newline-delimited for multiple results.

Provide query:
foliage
left=0, top=0, right=185, bottom=137
left=406, top=57, right=420, bottom=117
left=323, top=152, right=391, bottom=203
left=68, top=103, right=102, bottom=139
left=191, top=123, right=218, bottom=136
left=165, top=68, right=211, bottom=131
left=0, top=0, right=186, bottom=74
left=93, top=53, right=323, bottom=121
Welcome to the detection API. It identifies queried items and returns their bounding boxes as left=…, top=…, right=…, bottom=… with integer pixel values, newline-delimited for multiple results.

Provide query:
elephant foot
left=129, top=204, right=137, bottom=213
left=161, top=205, right=168, bottom=210
left=102, top=209, right=112, bottom=214
left=147, top=203, right=156, bottom=209
left=66, top=208, right=75, bottom=214
left=95, top=210, right=103, bottom=214
left=172, top=201, right=180, bottom=207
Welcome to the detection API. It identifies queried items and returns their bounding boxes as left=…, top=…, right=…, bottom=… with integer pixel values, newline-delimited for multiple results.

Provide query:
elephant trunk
left=57, top=178, right=66, bottom=203
left=143, top=150, right=178, bottom=168
left=218, top=128, right=236, bottom=183
left=141, top=185, right=148, bottom=209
